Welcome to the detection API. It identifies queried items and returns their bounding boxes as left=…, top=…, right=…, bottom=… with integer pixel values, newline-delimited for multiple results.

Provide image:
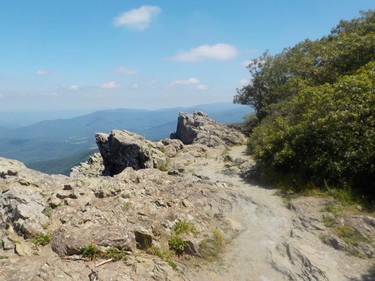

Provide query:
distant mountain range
left=0, top=103, right=253, bottom=174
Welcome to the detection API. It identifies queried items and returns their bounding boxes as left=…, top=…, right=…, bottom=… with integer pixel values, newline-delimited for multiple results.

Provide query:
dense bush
left=249, top=62, right=375, bottom=193
left=236, top=11, right=375, bottom=196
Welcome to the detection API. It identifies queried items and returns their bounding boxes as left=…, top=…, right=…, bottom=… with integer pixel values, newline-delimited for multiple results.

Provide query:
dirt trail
left=182, top=145, right=373, bottom=281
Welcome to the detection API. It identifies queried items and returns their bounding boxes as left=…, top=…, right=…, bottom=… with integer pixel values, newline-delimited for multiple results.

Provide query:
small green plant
left=168, top=234, right=186, bottom=255
left=42, top=207, right=52, bottom=218
left=102, top=247, right=128, bottom=261
left=0, top=255, right=8, bottom=259
left=122, top=202, right=131, bottom=211
left=174, top=220, right=196, bottom=236
left=82, top=244, right=128, bottom=261
left=148, top=246, right=176, bottom=269
left=30, top=234, right=51, bottom=246
left=157, top=159, right=170, bottom=172
left=82, top=244, right=102, bottom=261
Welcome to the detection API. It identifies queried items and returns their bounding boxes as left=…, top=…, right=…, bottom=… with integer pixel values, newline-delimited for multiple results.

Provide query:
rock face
left=96, top=130, right=167, bottom=176
left=171, top=111, right=247, bottom=147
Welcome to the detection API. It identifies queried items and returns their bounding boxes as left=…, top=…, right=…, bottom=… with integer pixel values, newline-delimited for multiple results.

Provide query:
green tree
left=235, top=10, right=375, bottom=121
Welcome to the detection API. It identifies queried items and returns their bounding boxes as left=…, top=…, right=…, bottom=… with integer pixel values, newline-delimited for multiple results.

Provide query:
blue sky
left=0, top=1, right=373, bottom=111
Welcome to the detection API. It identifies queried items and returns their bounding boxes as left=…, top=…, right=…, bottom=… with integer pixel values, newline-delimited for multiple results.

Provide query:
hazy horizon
left=0, top=102, right=252, bottom=127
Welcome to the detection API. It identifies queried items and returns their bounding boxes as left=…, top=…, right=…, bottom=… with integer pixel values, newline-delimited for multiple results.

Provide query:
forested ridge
left=235, top=10, right=375, bottom=197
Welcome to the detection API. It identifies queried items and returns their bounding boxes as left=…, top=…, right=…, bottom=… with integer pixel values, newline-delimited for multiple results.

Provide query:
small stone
left=49, top=196, right=62, bottom=208
left=63, top=184, right=73, bottom=190
left=15, top=242, right=34, bottom=257
left=2, top=237, right=15, bottom=251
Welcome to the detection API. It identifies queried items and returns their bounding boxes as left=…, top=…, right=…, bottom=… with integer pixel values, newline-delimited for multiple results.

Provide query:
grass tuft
left=30, top=234, right=51, bottom=246
left=198, top=229, right=225, bottom=260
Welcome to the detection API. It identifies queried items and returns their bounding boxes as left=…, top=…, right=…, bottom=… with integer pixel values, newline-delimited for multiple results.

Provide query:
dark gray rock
left=96, top=130, right=167, bottom=176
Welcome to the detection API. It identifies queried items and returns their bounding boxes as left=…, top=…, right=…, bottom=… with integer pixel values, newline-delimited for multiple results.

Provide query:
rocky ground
left=1, top=112, right=374, bottom=281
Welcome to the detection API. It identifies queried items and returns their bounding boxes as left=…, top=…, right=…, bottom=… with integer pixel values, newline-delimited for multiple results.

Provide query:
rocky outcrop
left=171, top=111, right=247, bottom=147
left=96, top=130, right=167, bottom=176
left=0, top=120, right=248, bottom=280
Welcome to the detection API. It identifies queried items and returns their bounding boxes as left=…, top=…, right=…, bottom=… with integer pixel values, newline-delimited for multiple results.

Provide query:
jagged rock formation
left=171, top=111, right=247, bottom=147
left=96, top=130, right=167, bottom=176
left=0, top=112, right=374, bottom=281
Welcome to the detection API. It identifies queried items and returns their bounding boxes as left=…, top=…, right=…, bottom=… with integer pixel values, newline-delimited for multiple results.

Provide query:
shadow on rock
left=352, top=264, right=375, bottom=281
left=240, top=164, right=277, bottom=190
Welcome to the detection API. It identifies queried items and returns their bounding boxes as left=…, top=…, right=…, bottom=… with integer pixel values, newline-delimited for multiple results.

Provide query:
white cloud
left=197, top=84, right=208, bottom=91
left=172, top=44, right=238, bottom=62
left=170, top=77, right=200, bottom=86
left=114, top=5, right=161, bottom=31
left=114, top=66, right=138, bottom=75
left=101, top=81, right=120, bottom=89
left=69, top=85, right=79, bottom=91
left=239, top=79, right=250, bottom=86
left=131, top=83, right=139, bottom=89
left=35, top=69, right=51, bottom=76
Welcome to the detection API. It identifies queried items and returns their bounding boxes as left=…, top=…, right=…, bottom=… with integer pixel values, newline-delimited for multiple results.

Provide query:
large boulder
left=96, top=130, right=167, bottom=176
left=171, top=111, right=247, bottom=147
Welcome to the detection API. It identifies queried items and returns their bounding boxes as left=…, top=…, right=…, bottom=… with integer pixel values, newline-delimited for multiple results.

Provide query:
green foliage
left=148, top=246, right=177, bottom=269
left=237, top=11, right=375, bottom=197
left=157, top=159, right=170, bottom=172
left=102, top=247, right=128, bottom=261
left=82, top=244, right=102, bottom=260
left=249, top=62, right=375, bottom=194
left=235, top=10, right=375, bottom=121
left=168, top=234, right=186, bottom=255
left=30, top=234, right=52, bottom=246
left=241, top=113, right=259, bottom=135
left=122, top=202, right=131, bottom=212
left=174, top=220, right=196, bottom=236
left=82, top=244, right=128, bottom=261
left=42, top=206, right=52, bottom=218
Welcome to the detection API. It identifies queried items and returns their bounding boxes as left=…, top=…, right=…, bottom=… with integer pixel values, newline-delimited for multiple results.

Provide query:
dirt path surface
left=179, top=145, right=374, bottom=281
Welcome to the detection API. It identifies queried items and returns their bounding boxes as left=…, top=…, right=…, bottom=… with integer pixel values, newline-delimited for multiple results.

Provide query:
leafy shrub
left=248, top=61, right=375, bottom=196
left=82, top=244, right=102, bottom=260
left=102, top=247, right=128, bottom=261
left=82, top=244, right=128, bottom=261
left=168, top=234, right=186, bottom=255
